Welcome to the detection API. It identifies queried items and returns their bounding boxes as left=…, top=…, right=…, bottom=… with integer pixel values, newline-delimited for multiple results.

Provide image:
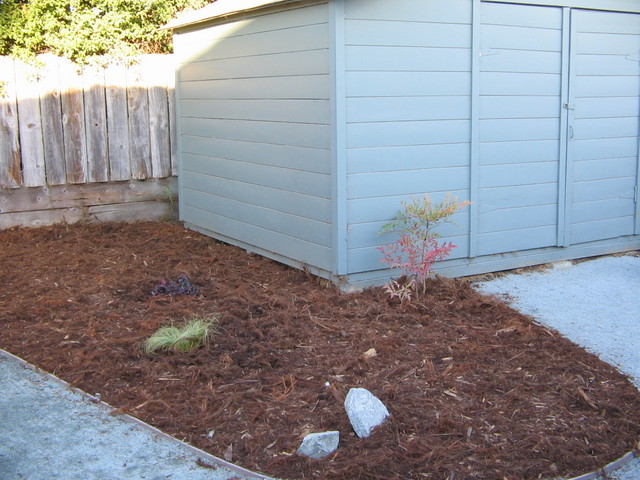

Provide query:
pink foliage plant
left=378, top=194, right=470, bottom=300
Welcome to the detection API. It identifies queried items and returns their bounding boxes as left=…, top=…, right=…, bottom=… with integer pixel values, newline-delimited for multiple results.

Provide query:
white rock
left=344, top=388, right=389, bottom=438
left=297, top=431, right=340, bottom=459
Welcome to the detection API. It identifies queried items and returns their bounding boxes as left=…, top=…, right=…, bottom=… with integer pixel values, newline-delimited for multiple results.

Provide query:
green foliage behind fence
left=0, top=0, right=209, bottom=64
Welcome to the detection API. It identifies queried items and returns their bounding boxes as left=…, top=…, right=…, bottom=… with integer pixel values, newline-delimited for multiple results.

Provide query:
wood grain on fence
left=0, top=54, right=177, bottom=189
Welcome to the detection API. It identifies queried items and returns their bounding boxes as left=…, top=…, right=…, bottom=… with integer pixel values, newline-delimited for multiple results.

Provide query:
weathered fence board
left=105, top=63, right=132, bottom=181
left=14, top=62, right=46, bottom=186
left=39, top=57, right=67, bottom=185
left=60, top=61, right=88, bottom=184
left=84, top=66, right=109, bottom=183
left=0, top=57, right=22, bottom=189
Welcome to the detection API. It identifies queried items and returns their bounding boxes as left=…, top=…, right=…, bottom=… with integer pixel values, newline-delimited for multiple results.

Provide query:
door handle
left=569, top=125, right=574, bottom=139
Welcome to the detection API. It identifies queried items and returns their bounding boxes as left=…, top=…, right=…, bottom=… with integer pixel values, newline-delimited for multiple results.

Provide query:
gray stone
left=344, top=388, right=390, bottom=438
left=296, top=431, right=340, bottom=459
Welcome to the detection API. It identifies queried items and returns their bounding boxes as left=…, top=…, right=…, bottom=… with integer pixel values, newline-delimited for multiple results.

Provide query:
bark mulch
left=0, top=222, right=638, bottom=480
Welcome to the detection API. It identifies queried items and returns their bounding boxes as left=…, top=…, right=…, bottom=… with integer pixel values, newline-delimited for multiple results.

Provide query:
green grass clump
left=144, top=316, right=216, bottom=354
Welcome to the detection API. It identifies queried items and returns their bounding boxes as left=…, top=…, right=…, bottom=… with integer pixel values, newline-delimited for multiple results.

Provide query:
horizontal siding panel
left=573, top=33, right=640, bottom=56
left=571, top=137, right=638, bottom=161
left=176, top=3, right=328, bottom=46
left=574, top=97, right=640, bottom=119
left=570, top=217, right=635, bottom=245
left=480, top=2, right=562, bottom=29
left=347, top=96, right=469, bottom=123
left=481, top=95, right=560, bottom=120
left=183, top=153, right=331, bottom=198
left=181, top=117, right=331, bottom=149
left=573, top=117, right=638, bottom=140
left=479, top=183, right=558, bottom=210
left=574, top=9, right=640, bottom=34
left=347, top=71, right=470, bottom=97
left=480, top=72, right=560, bottom=95
left=477, top=225, right=557, bottom=256
left=478, top=204, right=557, bottom=233
left=179, top=23, right=330, bottom=62
left=349, top=213, right=468, bottom=249
left=182, top=135, right=330, bottom=174
left=573, top=75, right=640, bottom=98
left=180, top=49, right=330, bottom=81
left=346, top=46, right=470, bottom=72
left=348, top=190, right=470, bottom=223
left=573, top=157, right=638, bottom=182
left=182, top=170, right=330, bottom=222
left=572, top=178, right=636, bottom=203
left=348, top=167, right=469, bottom=199
left=479, top=140, right=559, bottom=165
left=347, top=120, right=470, bottom=148
left=479, top=162, right=558, bottom=188
left=346, top=20, right=471, bottom=48
left=480, top=118, right=560, bottom=142
left=572, top=198, right=636, bottom=224
left=480, top=50, right=561, bottom=74
left=180, top=75, right=330, bottom=100
left=347, top=235, right=470, bottom=274
left=480, top=25, right=561, bottom=52
left=183, top=206, right=332, bottom=270
left=181, top=99, right=330, bottom=124
left=183, top=188, right=331, bottom=246
left=346, top=0, right=471, bottom=23
left=347, top=144, right=470, bottom=174
left=573, top=54, right=640, bottom=76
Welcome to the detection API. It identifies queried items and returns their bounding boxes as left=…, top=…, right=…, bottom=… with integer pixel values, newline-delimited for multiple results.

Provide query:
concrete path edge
left=0, top=348, right=272, bottom=480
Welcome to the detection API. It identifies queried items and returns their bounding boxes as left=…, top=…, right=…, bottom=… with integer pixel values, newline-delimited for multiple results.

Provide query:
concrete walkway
left=0, top=350, right=275, bottom=480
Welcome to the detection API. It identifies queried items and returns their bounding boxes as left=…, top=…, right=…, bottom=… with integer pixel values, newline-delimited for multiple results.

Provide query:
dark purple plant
left=151, top=275, right=200, bottom=297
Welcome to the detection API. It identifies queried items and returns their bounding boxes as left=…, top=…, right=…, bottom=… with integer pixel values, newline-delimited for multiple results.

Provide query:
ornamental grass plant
left=144, top=316, right=216, bottom=354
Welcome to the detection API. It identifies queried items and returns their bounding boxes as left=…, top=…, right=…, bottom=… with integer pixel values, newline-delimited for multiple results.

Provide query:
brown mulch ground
left=1, top=221, right=639, bottom=480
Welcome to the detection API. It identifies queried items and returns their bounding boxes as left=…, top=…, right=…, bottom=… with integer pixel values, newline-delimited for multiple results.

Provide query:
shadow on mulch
left=0, top=221, right=638, bottom=480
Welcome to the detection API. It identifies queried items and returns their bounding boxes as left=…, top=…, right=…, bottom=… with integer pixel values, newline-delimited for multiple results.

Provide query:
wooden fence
left=0, top=54, right=178, bottom=228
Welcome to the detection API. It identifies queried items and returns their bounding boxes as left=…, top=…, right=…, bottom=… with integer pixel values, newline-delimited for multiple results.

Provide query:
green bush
left=0, top=0, right=209, bottom=63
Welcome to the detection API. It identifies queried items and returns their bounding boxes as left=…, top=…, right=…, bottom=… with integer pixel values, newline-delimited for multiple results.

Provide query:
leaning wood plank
left=0, top=177, right=177, bottom=213
left=60, top=59, right=87, bottom=184
left=0, top=57, right=23, bottom=189
left=105, top=62, right=131, bottom=181
left=0, top=207, right=85, bottom=229
left=83, top=65, right=109, bottom=182
left=14, top=60, right=46, bottom=187
left=87, top=200, right=170, bottom=223
left=145, top=55, right=171, bottom=178
left=126, top=62, right=152, bottom=179
left=39, top=55, right=67, bottom=185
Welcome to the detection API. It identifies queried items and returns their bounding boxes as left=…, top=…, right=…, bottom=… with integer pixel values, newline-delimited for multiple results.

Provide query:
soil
left=1, top=221, right=639, bottom=480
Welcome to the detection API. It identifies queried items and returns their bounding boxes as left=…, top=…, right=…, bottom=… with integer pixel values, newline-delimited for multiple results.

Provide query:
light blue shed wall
left=343, top=0, right=474, bottom=274
left=174, top=2, right=334, bottom=270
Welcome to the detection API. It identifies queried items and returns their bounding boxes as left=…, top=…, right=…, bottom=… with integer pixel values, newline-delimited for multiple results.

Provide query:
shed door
left=567, top=9, right=640, bottom=245
left=478, top=2, right=640, bottom=257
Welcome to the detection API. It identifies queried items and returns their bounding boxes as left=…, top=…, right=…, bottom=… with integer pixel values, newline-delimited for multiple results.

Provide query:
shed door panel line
left=477, top=1, right=640, bottom=257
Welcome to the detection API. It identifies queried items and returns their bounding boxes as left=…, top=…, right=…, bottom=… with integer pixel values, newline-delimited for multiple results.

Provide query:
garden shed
left=166, top=0, right=640, bottom=288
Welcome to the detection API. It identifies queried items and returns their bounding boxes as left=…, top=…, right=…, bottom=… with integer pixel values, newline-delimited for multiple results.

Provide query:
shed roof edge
left=162, top=0, right=309, bottom=30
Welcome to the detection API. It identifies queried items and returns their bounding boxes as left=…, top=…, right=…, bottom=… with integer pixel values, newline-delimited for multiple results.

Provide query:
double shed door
left=477, top=2, right=640, bottom=257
